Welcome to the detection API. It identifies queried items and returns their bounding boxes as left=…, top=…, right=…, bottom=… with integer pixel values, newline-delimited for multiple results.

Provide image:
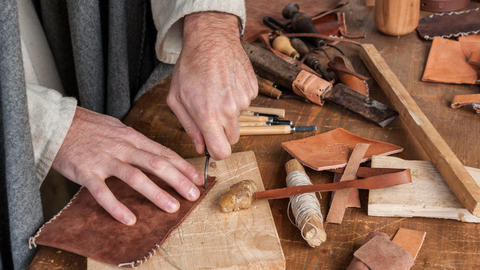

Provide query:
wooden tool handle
left=257, top=75, right=282, bottom=99
left=239, top=122, right=268, bottom=127
left=238, top=115, right=270, bottom=122
left=285, top=159, right=326, bottom=247
left=240, top=126, right=290, bottom=136
left=360, top=44, right=480, bottom=217
left=243, top=41, right=300, bottom=91
left=247, top=106, right=285, bottom=118
left=272, top=36, right=299, bottom=59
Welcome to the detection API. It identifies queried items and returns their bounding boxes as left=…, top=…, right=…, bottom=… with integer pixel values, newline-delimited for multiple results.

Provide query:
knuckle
left=90, top=184, right=109, bottom=202
left=174, top=177, right=192, bottom=191
left=153, top=189, right=169, bottom=204
left=123, top=168, right=144, bottom=187
left=121, top=126, right=140, bottom=139
left=149, top=156, right=168, bottom=171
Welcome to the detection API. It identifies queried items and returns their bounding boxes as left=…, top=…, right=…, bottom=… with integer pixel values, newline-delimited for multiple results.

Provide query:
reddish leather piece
left=451, top=94, right=480, bottom=113
left=420, top=0, right=470, bottom=12
left=469, top=52, right=480, bottom=66
left=422, top=37, right=479, bottom=85
left=347, top=232, right=390, bottom=270
left=327, top=56, right=370, bottom=96
left=354, top=236, right=414, bottom=270
left=32, top=176, right=217, bottom=267
left=292, top=70, right=332, bottom=105
left=244, top=0, right=342, bottom=41
left=332, top=173, right=361, bottom=208
left=282, top=128, right=403, bottom=171
left=255, top=168, right=411, bottom=200
left=392, top=228, right=426, bottom=261
left=417, top=8, right=480, bottom=40
left=311, top=13, right=346, bottom=38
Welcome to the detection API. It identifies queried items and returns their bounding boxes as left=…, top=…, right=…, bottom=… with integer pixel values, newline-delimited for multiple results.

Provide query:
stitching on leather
left=423, top=8, right=480, bottom=40
left=29, top=187, right=84, bottom=249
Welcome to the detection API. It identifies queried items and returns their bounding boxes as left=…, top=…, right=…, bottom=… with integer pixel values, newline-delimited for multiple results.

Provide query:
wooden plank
left=88, top=151, right=285, bottom=270
left=326, top=143, right=369, bottom=224
left=369, top=155, right=480, bottom=223
left=360, top=44, right=480, bottom=217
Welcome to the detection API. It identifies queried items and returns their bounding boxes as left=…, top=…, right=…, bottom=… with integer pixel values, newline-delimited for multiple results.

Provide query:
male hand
left=167, top=12, right=258, bottom=160
left=52, top=107, right=204, bottom=225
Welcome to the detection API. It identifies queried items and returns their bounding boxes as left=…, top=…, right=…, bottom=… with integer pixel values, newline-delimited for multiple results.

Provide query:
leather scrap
left=469, top=52, right=480, bottom=66
left=282, top=128, right=403, bottom=171
left=255, top=168, right=411, bottom=200
left=420, top=0, right=470, bottom=12
left=422, top=36, right=480, bottom=85
left=327, top=55, right=372, bottom=96
left=417, top=8, right=480, bottom=40
left=30, top=176, right=217, bottom=268
left=332, top=173, right=361, bottom=208
left=451, top=94, right=480, bottom=113
left=326, top=143, right=370, bottom=224
left=347, top=232, right=390, bottom=270
left=392, top=228, right=426, bottom=261
left=354, top=236, right=415, bottom=270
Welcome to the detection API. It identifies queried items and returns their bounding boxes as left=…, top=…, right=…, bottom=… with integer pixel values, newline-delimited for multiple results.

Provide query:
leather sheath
left=417, top=8, right=480, bottom=40
left=292, top=70, right=332, bottom=105
left=282, top=128, right=403, bottom=171
left=30, top=176, right=217, bottom=268
left=327, top=55, right=371, bottom=96
left=254, top=168, right=411, bottom=200
left=420, top=0, right=470, bottom=12
left=451, top=94, right=480, bottom=113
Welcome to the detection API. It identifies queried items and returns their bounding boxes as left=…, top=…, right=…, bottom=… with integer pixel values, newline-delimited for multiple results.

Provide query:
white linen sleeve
left=26, top=83, right=77, bottom=185
left=151, top=0, right=246, bottom=64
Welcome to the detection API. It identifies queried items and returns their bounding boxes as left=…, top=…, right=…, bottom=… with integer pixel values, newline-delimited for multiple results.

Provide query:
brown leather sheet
left=392, top=228, right=426, bottom=261
left=255, top=168, right=411, bottom=200
left=354, top=236, right=414, bottom=270
left=30, top=176, right=216, bottom=267
left=417, top=8, right=480, bottom=40
left=420, top=0, right=470, bottom=12
left=422, top=36, right=480, bottom=85
left=282, top=128, right=403, bottom=171
left=244, top=0, right=342, bottom=41
left=347, top=232, right=390, bottom=270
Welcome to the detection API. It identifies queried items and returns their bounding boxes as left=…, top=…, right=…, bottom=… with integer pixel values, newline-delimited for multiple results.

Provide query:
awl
left=242, top=41, right=398, bottom=127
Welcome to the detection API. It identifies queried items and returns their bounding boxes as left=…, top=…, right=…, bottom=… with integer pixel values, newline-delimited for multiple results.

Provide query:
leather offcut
left=451, top=94, right=480, bottom=113
left=30, top=176, right=217, bottom=268
left=354, top=236, right=415, bottom=270
left=327, top=55, right=371, bottom=96
left=282, top=128, right=403, bottom=171
left=420, top=0, right=470, bottom=12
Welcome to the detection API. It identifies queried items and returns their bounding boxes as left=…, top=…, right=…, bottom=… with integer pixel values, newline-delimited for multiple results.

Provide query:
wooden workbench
left=28, top=1, right=480, bottom=269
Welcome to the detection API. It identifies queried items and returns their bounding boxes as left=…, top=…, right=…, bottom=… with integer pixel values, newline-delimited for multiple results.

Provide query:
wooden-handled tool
left=256, top=75, right=283, bottom=99
left=242, top=41, right=398, bottom=127
left=247, top=106, right=285, bottom=118
left=239, top=125, right=316, bottom=136
left=360, top=44, right=480, bottom=217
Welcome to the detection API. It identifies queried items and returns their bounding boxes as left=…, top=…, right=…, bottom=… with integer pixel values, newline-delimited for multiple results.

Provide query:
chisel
left=239, top=121, right=293, bottom=127
left=240, top=125, right=316, bottom=135
left=242, top=41, right=398, bottom=128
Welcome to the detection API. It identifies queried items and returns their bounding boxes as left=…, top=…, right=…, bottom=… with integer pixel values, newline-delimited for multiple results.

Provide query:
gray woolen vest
left=0, top=1, right=174, bottom=269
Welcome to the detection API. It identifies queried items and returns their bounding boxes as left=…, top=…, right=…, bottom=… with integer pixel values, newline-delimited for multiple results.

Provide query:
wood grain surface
left=88, top=151, right=284, bottom=270
left=28, top=1, right=480, bottom=269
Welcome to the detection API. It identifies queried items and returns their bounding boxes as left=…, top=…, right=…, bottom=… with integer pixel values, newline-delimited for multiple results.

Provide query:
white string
left=160, top=247, right=185, bottom=270
left=286, top=171, right=323, bottom=241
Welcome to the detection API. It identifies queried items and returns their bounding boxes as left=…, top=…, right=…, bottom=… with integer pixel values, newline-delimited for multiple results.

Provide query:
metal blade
left=323, top=84, right=398, bottom=127
left=204, top=147, right=210, bottom=190
left=292, top=126, right=317, bottom=132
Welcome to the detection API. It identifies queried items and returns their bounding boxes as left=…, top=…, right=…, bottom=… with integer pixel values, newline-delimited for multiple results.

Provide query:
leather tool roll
left=255, top=168, right=411, bottom=200
left=420, top=0, right=470, bottom=12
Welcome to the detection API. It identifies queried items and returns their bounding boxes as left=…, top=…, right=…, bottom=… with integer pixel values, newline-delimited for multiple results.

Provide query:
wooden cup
left=374, top=0, right=420, bottom=36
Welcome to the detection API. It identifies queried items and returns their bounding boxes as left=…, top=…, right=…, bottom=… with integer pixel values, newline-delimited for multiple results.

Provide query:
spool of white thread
left=285, top=159, right=327, bottom=247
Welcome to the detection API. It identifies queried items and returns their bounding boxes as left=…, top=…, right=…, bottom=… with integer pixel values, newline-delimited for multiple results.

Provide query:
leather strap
left=255, top=168, right=411, bottom=200
left=420, top=0, right=470, bottom=12
left=451, top=94, right=480, bottom=113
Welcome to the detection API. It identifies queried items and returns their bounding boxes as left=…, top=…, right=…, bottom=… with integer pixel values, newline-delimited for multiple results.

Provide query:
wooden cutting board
left=88, top=151, right=285, bottom=269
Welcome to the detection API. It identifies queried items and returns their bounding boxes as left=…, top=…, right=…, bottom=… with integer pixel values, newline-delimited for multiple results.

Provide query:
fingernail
left=194, top=172, right=204, bottom=185
left=166, top=199, right=179, bottom=213
left=124, top=214, right=135, bottom=226
left=188, top=186, right=200, bottom=200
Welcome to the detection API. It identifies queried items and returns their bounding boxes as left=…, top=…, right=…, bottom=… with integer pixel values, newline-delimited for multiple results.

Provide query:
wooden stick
left=360, top=44, right=480, bottom=217
left=326, top=143, right=370, bottom=224
left=239, top=121, right=268, bottom=127
left=285, top=159, right=326, bottom=247
left=247, top=106, right=285, bottom=118
left=240, top=126, right=290, bottom=136
left=257, top=75, right=282, bottom=99
left=238, top=115, right=271, bottom=122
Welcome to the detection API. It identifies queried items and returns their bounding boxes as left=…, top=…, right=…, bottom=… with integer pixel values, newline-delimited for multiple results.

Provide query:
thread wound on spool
left=286, top=171, right=324, bottom=242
